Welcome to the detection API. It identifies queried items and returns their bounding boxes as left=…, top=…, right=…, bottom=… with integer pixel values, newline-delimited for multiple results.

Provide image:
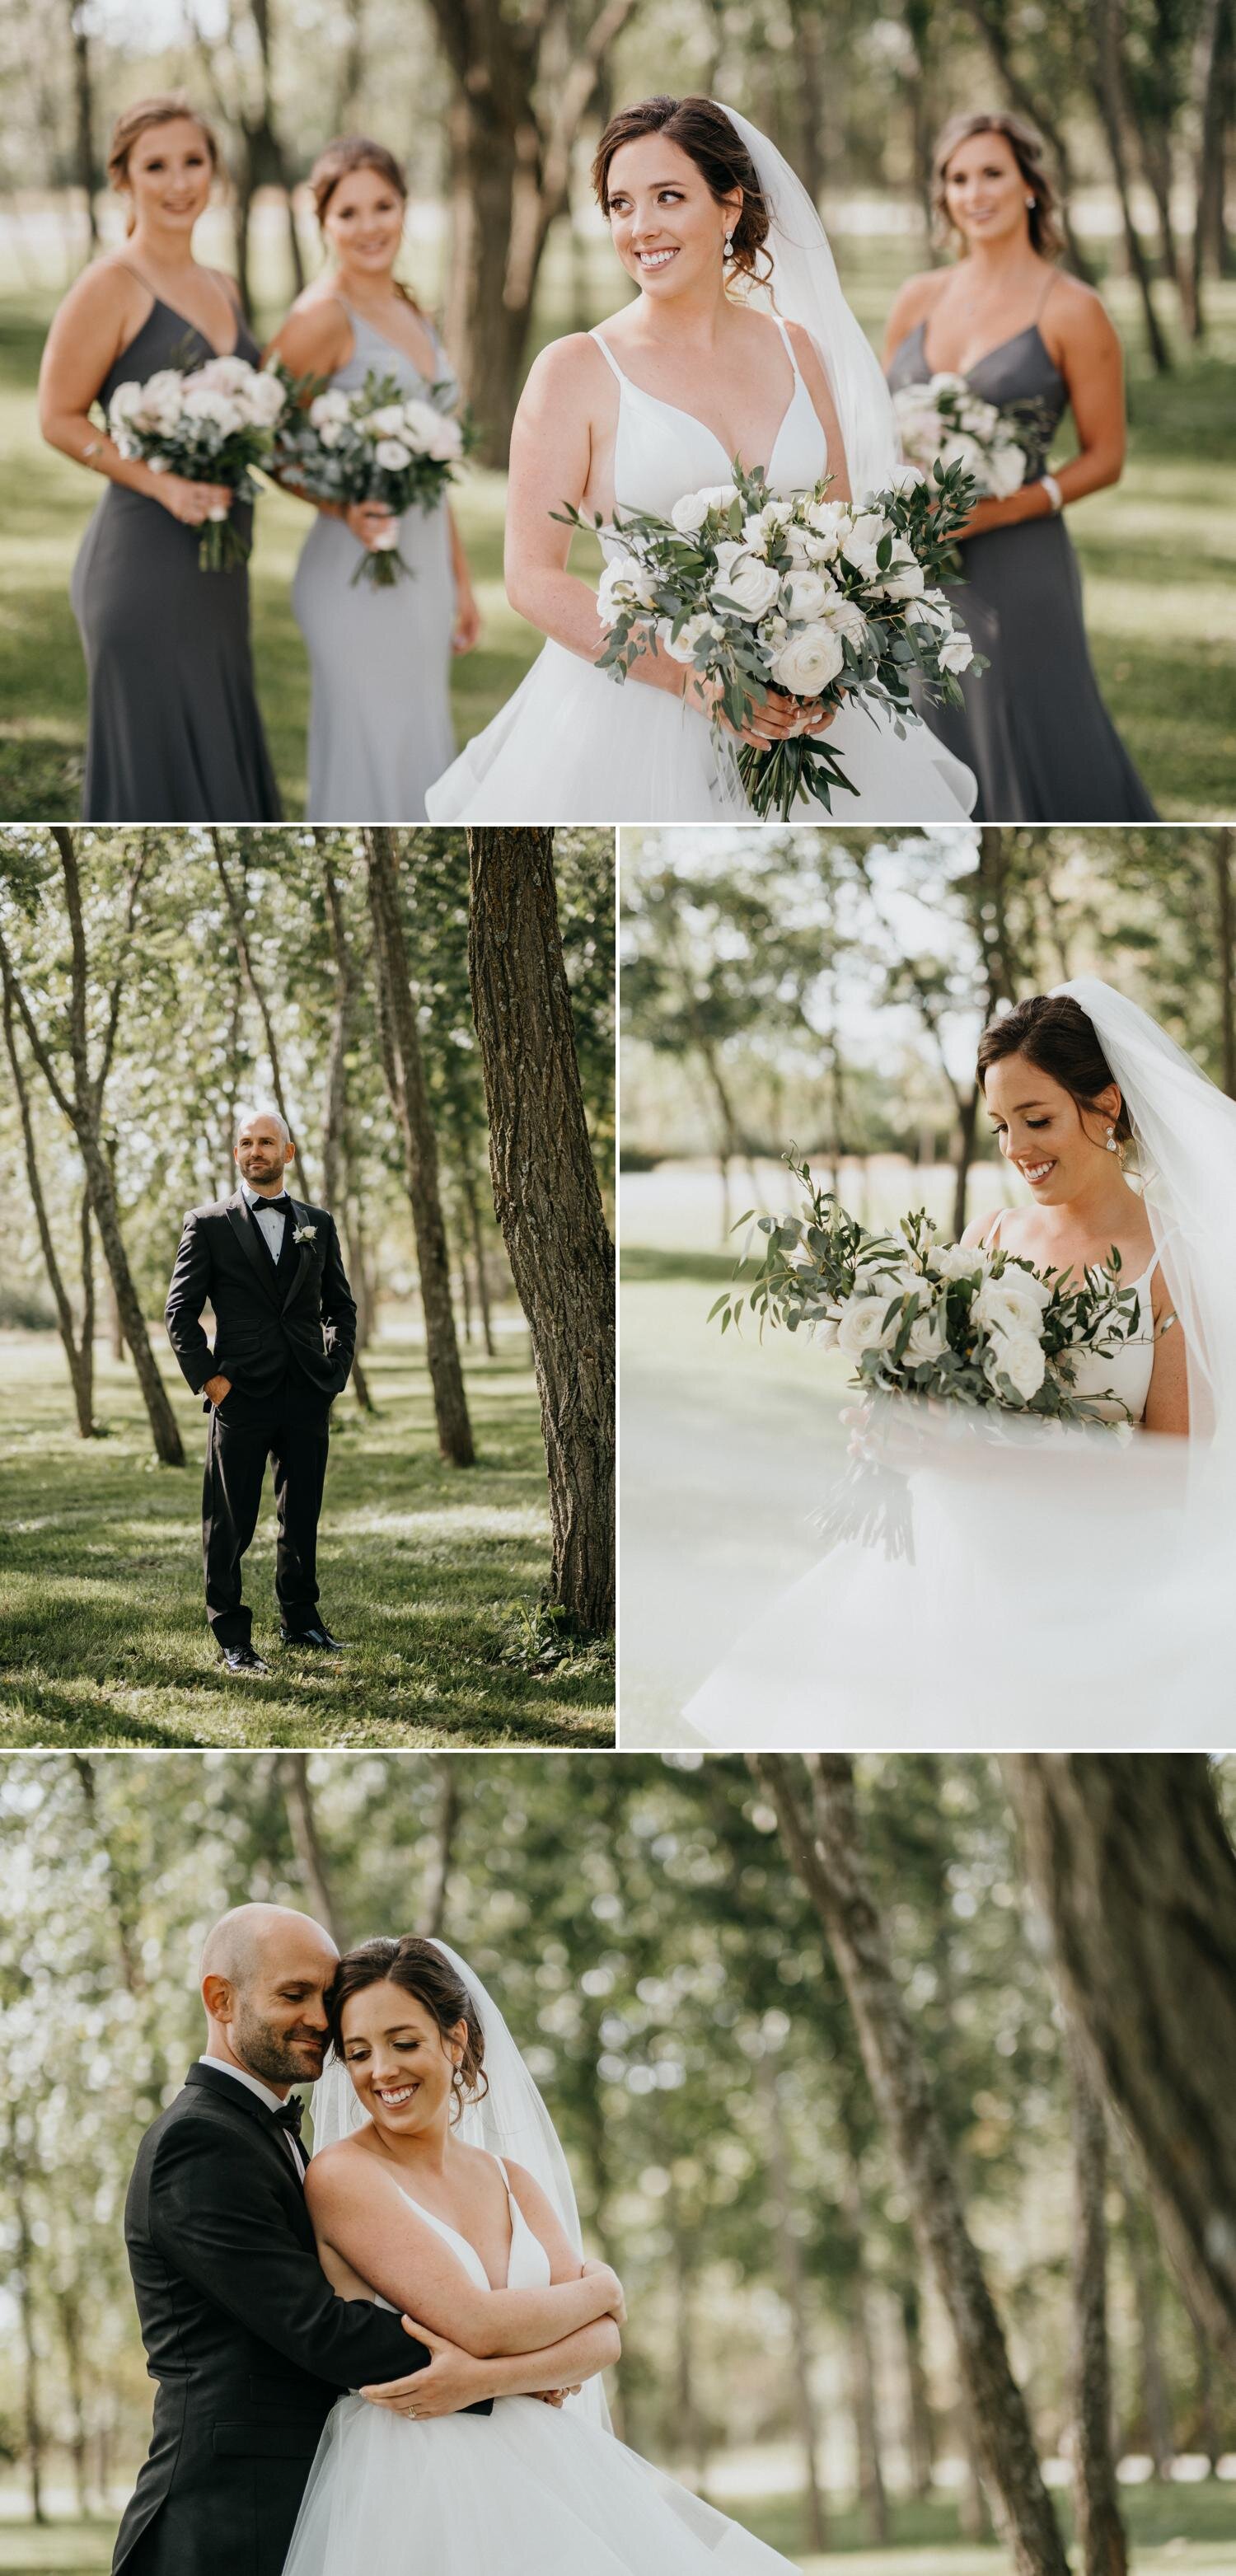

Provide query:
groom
left=112, top=1904, right=496, bottom=2576
left=165, top=1108, right=352, bottom=1674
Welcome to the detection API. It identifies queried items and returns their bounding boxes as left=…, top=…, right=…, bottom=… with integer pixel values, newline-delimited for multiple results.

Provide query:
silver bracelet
left=1040, top=472, right=1064, bottom=513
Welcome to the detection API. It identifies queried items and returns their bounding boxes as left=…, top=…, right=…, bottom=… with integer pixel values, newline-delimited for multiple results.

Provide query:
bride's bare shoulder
left=522, top=330, right=614, bottom=396
left=961, top=1210, right=1000, bottom=1248
left=304, top=2133, right=377, bottom=2199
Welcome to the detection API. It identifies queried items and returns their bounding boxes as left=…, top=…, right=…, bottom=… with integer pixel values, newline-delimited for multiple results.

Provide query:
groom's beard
left=232, top=2002, right=329, bottom=2087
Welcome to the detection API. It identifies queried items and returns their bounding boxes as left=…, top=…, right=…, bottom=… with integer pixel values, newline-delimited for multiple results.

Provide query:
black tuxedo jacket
left=165, top=1191, right=356, bottom=1417
left=113, top=2063, right=491, bottom=2576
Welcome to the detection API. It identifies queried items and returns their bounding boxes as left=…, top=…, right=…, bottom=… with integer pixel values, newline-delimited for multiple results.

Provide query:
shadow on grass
left=620, top=1246, right=757, bottom=1286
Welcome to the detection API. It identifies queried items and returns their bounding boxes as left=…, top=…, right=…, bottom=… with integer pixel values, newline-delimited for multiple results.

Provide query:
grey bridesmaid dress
left=886, top=313, right=1157, bottom=822
left=70, top=294, right=280, bottom=822
left=292, top=303, right=457, bottom=822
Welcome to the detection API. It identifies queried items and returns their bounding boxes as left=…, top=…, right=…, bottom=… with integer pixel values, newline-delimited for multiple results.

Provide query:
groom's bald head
left=200, top=1904, right=339, bottom=2091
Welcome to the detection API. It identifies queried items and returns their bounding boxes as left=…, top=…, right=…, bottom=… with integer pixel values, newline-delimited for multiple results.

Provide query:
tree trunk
left=421, top=1762, right=463, bottom=1937
left=317, top=836, right=375, bottom=1409
left=466, top=827, right=615, bottom=1632
left=952, top=1082, right=980, bottom=1239
left=1114, top=2139, right=1175, bottom=2474
left=1193, top=0, right=1234, bottom=303
left=66, top=0, right=100, bottom=249
left=754, top=1753, right=1070, bottom=2576
left=1068, top=2027, right=1129, bottom=2576
left=1089, top=0, right=1173, bottom=369
left=461, top=1161, right=497, bottom=1356
left=899, top=2279, right=936, bottom=2499
left=366, top=831, right=474, bottom=1465
left=9, top=2117, right=46, bottom=2524
left=845, top=2158, right=891, bottom=2544
left=758, top=2050, right=829, bottom=2552
left=212, top=833, right=315, bottom=1199
left=2, top=961, right=97, bottom=1435
left=1004, top=1754, right=1236, bottom=2372
left=55, top=2283, right=91, bottom=2519
left=279, top=1754, right=346, bottom=1946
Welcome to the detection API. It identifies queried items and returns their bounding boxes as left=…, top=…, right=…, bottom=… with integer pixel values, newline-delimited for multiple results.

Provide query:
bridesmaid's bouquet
left=108, top=354, right=290, bottom=569
left=272, top=367, right=476, bottom=588
left=712, top=1155, right=1143, bottom=1428
left=892, top=372, right=1035, bottom=499
left=559, top=459, right=980, bottom=819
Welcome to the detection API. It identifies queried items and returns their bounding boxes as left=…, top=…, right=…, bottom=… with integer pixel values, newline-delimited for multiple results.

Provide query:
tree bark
left=1004, top=1754, right=1236, bottom=2372
left=845, top=2157, right=891, bottom=2544
left=466, top=827, right=615, bottom=1632
left=9, top=2112, right=46, bottom=2523
left=279, top=1754, right=346, bottom=1946
left=317, top=836, right=374, bottom=1409
left=1113, top=2135, right=1175, bottom=2472
left=1089, top=0, right=1173, bottom=369
left=66, top=0, right=101, bottom=249
left=2, top=958, right=97, bottom=1435
left=461, top=1161, right=497, bottom=1357
left=366, top=829, right=474, bottom=1466
left=421, top=1762, right=463, bottom=1937
left=1068, top=2027, right=1129, bottom=2576
left=898, top=2278, right=936, bottom=2499
left=758, top=2049, right=829, bottom=2552
left=754, top=1752, right=1070, bottom=2576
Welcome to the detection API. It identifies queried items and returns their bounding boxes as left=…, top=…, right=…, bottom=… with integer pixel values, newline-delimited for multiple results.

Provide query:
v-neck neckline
left=593, top=325, right=801, bottom=480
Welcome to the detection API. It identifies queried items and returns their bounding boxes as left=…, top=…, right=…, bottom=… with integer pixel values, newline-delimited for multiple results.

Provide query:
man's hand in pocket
left=204, top=1375, right=232, bottom=1406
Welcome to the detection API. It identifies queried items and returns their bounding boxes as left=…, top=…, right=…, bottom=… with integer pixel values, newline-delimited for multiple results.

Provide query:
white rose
left=671, top=490, right=712, bottom=535
left=781, top=569, right=836, bottom=621
left=928, top=1242, right=989, bottom=1281
left=986, top=1327, right=1046, bottom=1403
left=661, top=610, right=723, bottom=664
left=374, top=438, right=414, bottom=470
left=939, top=431, right=986, bottom=482
left=309, top=390, right=352, bottom=427
left=986, top=441, right=1028, bottom=499
left=769, top=619, right=845, bottom=697
left=711, top=538, right=743, bottom=575
left=712, top=554, right=782, bottom=621
left=365, top=404, right=410, bottom=437
left=836, top=1292, right=902, bottom=1362
left=902, top=1302, right=948, bottom=1368
left=976, top=1273, right=1051, bottom=1337
left=938, top=626, right=976, bottom=674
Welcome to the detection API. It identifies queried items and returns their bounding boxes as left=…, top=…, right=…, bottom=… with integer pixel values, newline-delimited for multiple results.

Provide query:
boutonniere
left=293, top=1223, right=317, bottom=1245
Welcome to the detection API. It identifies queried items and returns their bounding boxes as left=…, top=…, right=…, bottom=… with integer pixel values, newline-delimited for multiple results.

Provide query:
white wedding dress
left=425, top=316, right=976, bottom=825
left=282, top=2153, right=794, bottom=2574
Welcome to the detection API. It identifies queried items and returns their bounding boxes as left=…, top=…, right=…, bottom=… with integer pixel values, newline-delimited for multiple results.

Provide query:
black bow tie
left=250, top=1194, right=291, bottom=1218
left=272, top=2094, right=304, bottom=2133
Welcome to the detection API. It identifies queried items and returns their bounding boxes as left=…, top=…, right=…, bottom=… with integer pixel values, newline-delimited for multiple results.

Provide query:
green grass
left=0, top=2480, right=1230, bottom=2573
left=0, top=1332, right=613, bottom=1745
left=2, top=233, right=1235, bottom=819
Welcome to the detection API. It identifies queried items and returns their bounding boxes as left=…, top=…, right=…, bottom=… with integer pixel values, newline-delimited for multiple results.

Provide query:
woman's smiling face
left=604, top=133, right=739, bottom=297
left=321, top=164, right=406, bottom=276
left=339, top=1979, right=466, bottom=2138
left=942, top=129, right=1029, bottom=250
left=124, top=118, right=214, bottom=232
left=983, top=1051, right=1121, bottom=1205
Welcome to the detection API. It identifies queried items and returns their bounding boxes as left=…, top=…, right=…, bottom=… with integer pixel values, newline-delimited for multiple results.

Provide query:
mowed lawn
left=1, top=224, right=1234, bottom=820
left=0, top=1333, right=613, bottom=1746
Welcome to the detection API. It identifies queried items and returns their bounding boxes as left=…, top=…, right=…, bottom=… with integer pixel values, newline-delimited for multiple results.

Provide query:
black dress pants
left=203, top=1393, right=330, bottom=1645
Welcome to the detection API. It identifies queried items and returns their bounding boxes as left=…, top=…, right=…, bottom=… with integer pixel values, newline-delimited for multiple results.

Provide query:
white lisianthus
left=769, top=619, right=845, bottom=696
left=244, top=368, right=288, bottom=427
left=365, top=404, right=410, bottom=438
left=928, top=1242, right=990, bottom=1282
left=928, top=370, right=969, bottom=399
left=108, top=380, right=143, bottom=424
left=671, top=489, right=713, bottom=535
left=696, top=482, right=740, bottom=513
left=986, top=1327, right=1047, bottom=1403
left=180, top=386, right=242, bottom=435
left=986, top=440, right=1028, bottom=499
left=597, top=552, right=656, bottom=625
left=309, top=390, right=352, bottom=428
left=836, top=1292, right=902, bottom=1362
left=661, top=610, right=723, bottom=663
left=781, top=568, right=836, bottom=621
left=813, top=1314, right=841, bottom=1350
left=316, top=419, right=345, bottom=449
left=401, top=399, right=463, bottom=460
left=713, top=554, right=782, bottom=621
left=840, top=509, right=893, bottom=577
left=374, top=438, right=414, bottom=470
left=803, top=498, right=849, bottom=553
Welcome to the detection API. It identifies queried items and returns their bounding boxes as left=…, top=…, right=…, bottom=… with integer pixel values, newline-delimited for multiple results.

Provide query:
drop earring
left=1025, top=194, right=1036, bottom=208
left=1105, top=1126, right=1119, bottom=1153
left=723, top=231, right=735, bottom=260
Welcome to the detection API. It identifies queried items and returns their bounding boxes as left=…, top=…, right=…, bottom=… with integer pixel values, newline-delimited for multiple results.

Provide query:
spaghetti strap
left=983, top=1208, right=1008, bottom=1248
left=773, top=314, right=801, bottom=378
left=1036, top=269, right=1060, bottom=322
left=589, top=329, right=627, bottom=384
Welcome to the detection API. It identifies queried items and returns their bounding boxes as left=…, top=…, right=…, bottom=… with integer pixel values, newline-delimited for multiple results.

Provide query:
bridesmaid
left=267, top=138, right=480, bottom=822
left=38, top=94, right=280, bottom=822
left=884, top=110, right=1156, bottom=822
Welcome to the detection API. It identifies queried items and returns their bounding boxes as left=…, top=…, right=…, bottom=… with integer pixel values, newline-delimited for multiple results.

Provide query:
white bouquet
left=108, top=353, right=289, bottom=569
left=712, top=1155, right=1145, bottom=1427
left=272, top=365, right=476, bottom=588
left=559, top=456, right=981, bottom=819
left=892, top=372, right=1037, bottom=501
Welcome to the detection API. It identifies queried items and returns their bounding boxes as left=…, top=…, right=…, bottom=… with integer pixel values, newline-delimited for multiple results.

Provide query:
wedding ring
left=405, top=2403, right=418, bottom=2418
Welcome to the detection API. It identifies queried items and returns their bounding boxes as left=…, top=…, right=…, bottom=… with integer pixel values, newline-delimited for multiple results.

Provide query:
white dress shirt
left=243, top=1183, right=288, bottom=1263
left=197, top=2053, right=306, bottom=2176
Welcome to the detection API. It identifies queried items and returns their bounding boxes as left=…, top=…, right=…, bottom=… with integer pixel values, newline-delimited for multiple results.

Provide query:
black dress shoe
left=280, top=1623, right=344, bottom=1653
left=220, top=1642, right=270, bottom=1675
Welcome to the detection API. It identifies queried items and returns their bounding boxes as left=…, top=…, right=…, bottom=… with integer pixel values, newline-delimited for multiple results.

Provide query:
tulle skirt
left=425, top=637, right=976, bottom=823
left=282, top=2393, right=796, bottom=2574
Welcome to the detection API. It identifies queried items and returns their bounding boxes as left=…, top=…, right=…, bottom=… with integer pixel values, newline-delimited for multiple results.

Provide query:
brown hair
left=932, top=110, right=1063, bottom=262
left=592, top=96, right=772, bottom=290
left=309, top=138, right=422, bottom=308
left=107, top=96, right=220, bottom=230
left=976, top=995, right=1132, bottom=1143
left=325, top=1937, right=487, bottom=2115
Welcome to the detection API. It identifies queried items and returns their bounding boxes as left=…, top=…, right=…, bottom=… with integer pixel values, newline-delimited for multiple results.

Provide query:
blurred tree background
left=0, top=1749, right=1234, bottom=2574
left=1, top=0, right=1234, bottom=814
left=0, top=822, right=615, bottom=1743
left=618, top=822, right=1236, bottom=1730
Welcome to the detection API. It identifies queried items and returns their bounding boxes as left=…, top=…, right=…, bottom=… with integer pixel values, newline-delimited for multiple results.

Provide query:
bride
left=283, top=1934, right=797, bottom=2573
left=425, top=95, right=976, bottom=825
left=684, top=978, right=1236, bottom=1748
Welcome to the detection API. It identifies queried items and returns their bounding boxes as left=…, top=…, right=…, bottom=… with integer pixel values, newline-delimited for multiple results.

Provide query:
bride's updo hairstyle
left=107, top=96, right=222, bottom=233
left=325, top=1935, right=488, bottom=2113
left=592, top=96, right=773, bottom=289
left=976, top=994, right=1134, bottom=1145
left=932, top=110, right=1063, bottom=261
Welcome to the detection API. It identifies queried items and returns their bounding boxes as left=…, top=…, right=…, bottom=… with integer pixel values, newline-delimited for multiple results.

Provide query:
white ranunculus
left=374, top=438, right=414, bottom=470
left=976, top=1272, right=1052, bottom=1339
left=836, top=1291, right=903, bottom=1362
left=986, top=441, right=1028, bottom=499
left=781, top=568, right=836, bottom=621
left=713, top=553, right=782, bottom=621
left=402, top=399, right=463, bottom=460
left=902, top=1301, right=948, bottom=1368
left=309, top=390, right=352, bottom=428
left=671, top=489, right=712, bottom=535
left=180, top=386, right=242, bottom=435
left=987, top=1326, right=1047, bottom=1403
left=769, top=619, right=845, bottom=696
left=818, top=595, right=868, bottom=653
left=661, top=610, right=723, bottom=664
